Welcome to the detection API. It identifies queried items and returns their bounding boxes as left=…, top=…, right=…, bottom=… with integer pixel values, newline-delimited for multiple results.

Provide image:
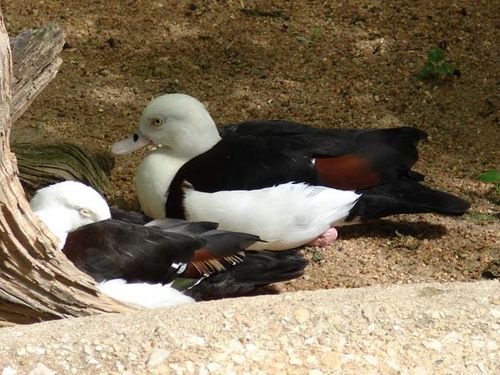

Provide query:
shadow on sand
left=338, top=219, right=448, bottom=240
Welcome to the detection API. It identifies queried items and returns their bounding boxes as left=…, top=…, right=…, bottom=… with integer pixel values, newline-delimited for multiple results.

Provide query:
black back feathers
left=167, top=121, right=468, bottom=220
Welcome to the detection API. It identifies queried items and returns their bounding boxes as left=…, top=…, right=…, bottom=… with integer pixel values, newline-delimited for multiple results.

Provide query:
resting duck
left=111, top=93, right=470, bottom=248
left=29, top=181, right=308, bottom=307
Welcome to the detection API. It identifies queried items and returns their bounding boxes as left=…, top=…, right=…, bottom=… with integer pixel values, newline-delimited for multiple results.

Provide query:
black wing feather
left=222, top=121, right=427, bottom=178
left=200, top=230, right=263, bottom=256
left=110, top=207, right=152, bottom=225
left=146, top=218, right=219, bottom=234
left=185, top=249, right=308, bottom=300
left=63, top=219, right=204, bottom=283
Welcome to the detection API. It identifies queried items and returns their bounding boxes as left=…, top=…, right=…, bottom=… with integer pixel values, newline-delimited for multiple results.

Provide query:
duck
left=29, top=181, right=308, bottom=307
left=111, top=93, right=470, bottom=248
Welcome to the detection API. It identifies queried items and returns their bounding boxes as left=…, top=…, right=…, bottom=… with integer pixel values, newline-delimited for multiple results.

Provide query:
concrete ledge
left=1, top=281, right=499, bottom=374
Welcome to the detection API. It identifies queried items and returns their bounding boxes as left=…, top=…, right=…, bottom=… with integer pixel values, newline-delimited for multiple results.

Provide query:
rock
left=27, top=364, right=56, bottom=375
left=2, top=367, right=17, bottom=375
left=294, top=308, right=310, bottom=323
left=147, top=348, right=169, bottom=368
left=0, top=281, right=498, bottom=374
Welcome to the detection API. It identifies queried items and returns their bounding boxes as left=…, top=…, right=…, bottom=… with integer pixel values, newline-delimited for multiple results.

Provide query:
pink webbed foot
left=307, top=227, right=339, bottom=247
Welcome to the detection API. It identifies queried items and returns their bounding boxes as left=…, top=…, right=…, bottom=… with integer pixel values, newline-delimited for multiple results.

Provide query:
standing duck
left=30, top=181, right=308, bottom=306
left=111, top=94, right=470, bottom=248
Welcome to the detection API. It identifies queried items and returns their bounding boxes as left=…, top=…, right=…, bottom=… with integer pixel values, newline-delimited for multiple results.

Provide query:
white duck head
left=112, top=93, right=221, bottom=159
left=30, top=181, right=111, bottom=248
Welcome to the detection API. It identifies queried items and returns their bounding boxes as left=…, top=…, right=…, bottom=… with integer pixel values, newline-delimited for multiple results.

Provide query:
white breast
left=136, top=149, right=187, bottom=219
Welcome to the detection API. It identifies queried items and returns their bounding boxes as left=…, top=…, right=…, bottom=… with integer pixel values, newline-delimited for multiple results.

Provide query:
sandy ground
left=1, top=281, right=499, bottom=374
left=3, top=1, right=499, bottom=293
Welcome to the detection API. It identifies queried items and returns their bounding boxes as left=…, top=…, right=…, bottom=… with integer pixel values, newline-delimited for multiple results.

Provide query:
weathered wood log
left=10, top=24, right=65, bottom=123
left=8, top=25, right=115, bottom=199
left=0, top=14, right=130, bottom=326
left=12, top=143, right=114, bottom=197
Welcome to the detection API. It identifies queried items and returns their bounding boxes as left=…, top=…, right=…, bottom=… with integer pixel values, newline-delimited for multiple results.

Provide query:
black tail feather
left=185, top=250, right=308, bottom=300
left=349, top=177, right=470, bottom=221
left=355, top=126, right=427, bottom=168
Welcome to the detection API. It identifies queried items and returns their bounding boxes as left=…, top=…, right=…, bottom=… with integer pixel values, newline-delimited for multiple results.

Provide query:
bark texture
left=12, top=143, right=114, bottom=197
left=10, top=24, right=65, bottom=123
left=9, top=24, right=115, bottom=201
left=0, top=13, right=129, bottom=327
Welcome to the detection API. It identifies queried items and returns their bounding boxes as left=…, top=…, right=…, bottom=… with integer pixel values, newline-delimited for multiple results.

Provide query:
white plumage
left=183, top=182, right=360, bottom=250
left=135, top=148, right=186, bottom=219
left=99, top=279, right=194, bottom=308
left=112, top=93, right=222, bottom=219
left=30, top=181, right=112, bottom=247
left=111, top=93, right=364, bottom=250
left=30, top=181, right=194, bottom=308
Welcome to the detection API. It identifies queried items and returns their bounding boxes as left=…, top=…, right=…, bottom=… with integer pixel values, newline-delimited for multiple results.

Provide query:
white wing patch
left=99, top=279, right=194, bottom=308
left=184, top=182, right=360, bottom=250
left=171, top=262, right=188, bottom=274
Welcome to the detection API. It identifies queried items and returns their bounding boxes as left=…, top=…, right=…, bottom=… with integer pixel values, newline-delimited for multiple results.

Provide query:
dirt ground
left=3, top=1, right=498, bottom=293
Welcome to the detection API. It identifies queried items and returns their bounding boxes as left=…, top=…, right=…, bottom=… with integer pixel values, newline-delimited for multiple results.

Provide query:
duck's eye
left=79, top=208, right=93, bottom=217
left=150, top=117, right=163, bottom=127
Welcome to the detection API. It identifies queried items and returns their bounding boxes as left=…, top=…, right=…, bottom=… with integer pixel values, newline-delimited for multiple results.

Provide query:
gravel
left=1, top=281, right=498, bottom=374
left=4, top=0, right=499, bottom=292
left=1, top=3, right=498, bottom=373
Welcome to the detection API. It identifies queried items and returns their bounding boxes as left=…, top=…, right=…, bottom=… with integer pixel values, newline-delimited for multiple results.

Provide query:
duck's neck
left=136, top=148, right=189, bottom=219
left=136, top=118, right=221, bottom=218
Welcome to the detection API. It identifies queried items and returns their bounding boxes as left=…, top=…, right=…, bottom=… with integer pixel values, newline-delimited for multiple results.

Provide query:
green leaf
left=171, top=277, right=198, bottom=291
left=418, top=47, right=458, bottom=81
left=428, top=47, right=445, bottom=62
left=478, top=169, right=500, bottom=183
left=311, top=27, right=324, bottom=38
left=468, top=212, right=498, bottom=224
left=436, top=62, right=455, bottom=75
left=311, top=250, right=325, bottom=262
left=419, top=63, right=435, bottom=79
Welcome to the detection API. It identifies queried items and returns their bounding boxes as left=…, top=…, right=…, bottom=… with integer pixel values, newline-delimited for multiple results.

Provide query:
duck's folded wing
left=110, top=207, right=152, bottom=225
left=222, top=121, right=428, bottom=190
left=221, top=120, right=425, bottom=159
left=180, top=136, right=319, bottom=190
left=63, top=219, right=204, bottom=284
left=166, top=137, right=319, bottom=218
left=110, top=207, right=221, bottom=234
left=174, top=229, right=264, bottom=279
left=199, top=230, right=263, bottom=255
left=145, top=218, right=219, bottom=234
left=184, top=249, right=308, bottom=300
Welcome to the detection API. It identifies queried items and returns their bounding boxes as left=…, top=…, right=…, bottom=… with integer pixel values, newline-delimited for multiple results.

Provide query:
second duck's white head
left=112, top=93, right=221, bottom=159
left=30, top=181, right=111, bottom=248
